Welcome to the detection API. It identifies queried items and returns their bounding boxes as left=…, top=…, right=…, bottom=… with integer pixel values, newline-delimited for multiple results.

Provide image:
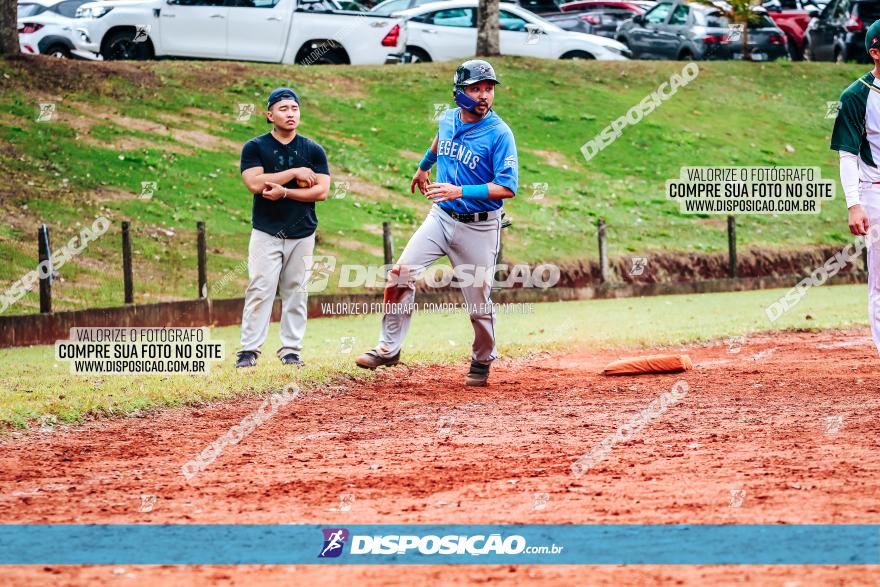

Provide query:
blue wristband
left=461, top=184, right=490, bottom=200
left=418, top=149, right=437, bottom=172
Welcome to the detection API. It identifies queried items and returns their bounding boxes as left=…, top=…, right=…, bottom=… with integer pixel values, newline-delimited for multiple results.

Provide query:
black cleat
left=280, top=352, right=304, bottom=367
left=235, top=350, right=258, bottom=369
left=465, top=360, right=490, bottom=387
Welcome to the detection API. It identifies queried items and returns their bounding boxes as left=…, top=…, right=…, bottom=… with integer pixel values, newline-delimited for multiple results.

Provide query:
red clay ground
left=1, top=328, right=879, bottom=585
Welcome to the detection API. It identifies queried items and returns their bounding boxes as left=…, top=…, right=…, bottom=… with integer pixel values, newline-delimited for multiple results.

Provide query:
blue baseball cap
left=267, top=87, right=300, bottom=110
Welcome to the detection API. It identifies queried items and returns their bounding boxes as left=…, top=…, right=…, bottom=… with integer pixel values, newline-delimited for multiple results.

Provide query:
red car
left=763, top=0, right=820, bottom=60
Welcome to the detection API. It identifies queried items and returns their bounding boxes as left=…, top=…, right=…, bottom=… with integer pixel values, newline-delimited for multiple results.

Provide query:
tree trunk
left=741, top=21, right=750, bottom=61
left=476, top=0, right=500, bottom=57
left=0, top=0, right=20, bottom=56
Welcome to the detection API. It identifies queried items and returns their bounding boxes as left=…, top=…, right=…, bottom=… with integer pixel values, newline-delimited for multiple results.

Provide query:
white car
left=72, top=0, right=407, bottom=64
left=18, top=0, right=89, bottom=57
left=394, top=0, right=631, bottom=61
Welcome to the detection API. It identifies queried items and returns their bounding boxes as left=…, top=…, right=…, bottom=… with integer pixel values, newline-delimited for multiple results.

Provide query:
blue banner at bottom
left=0, top=524, right=877, bottom=565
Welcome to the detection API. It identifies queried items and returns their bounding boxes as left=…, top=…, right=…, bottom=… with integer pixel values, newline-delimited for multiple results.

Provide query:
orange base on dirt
left=602, top=353, right=694, bottom=375
left=1, top=329, right=879, bottom=585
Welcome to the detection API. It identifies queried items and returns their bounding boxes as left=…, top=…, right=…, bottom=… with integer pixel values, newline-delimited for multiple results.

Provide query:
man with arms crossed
left=235, top=87, right=330, bottom=368
left=355, top=60, right=519, bottom=386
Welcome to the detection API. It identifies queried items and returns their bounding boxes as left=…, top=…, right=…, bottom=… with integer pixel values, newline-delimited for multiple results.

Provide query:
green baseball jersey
left=831, top=72, right=880, bottom=182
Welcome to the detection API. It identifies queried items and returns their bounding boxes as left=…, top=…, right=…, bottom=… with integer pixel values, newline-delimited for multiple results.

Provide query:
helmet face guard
left=453, top=59, right=500, bottom=114
left=454, top=89, right=481, bottom=113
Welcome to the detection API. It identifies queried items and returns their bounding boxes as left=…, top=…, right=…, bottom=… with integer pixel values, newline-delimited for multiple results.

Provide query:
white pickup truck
left=71, top=0, right=407, bottom=64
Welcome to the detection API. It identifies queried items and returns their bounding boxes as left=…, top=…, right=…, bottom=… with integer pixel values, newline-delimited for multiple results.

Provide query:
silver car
left=617, top=2, right=789, bottom=60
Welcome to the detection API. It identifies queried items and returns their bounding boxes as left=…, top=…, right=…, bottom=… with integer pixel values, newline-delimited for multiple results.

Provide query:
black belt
left=440, top=207, right=491, bottom=223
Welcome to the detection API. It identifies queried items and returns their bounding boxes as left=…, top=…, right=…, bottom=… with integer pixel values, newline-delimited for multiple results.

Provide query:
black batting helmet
left=453, top=60, right=501, bottom=91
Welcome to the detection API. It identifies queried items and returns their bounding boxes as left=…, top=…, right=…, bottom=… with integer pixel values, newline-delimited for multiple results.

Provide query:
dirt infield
left=1, top=329, right=879, bottom=585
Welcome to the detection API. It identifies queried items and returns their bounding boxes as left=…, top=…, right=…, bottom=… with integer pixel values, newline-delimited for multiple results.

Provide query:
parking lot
left=17, top=0, right=861, bottom=65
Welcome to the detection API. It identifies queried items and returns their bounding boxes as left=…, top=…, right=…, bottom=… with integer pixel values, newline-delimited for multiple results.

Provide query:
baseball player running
left=832, top=20, right=880, bottom=356
left=235, top=87, right=330, bottom=368
left=355, top=60, right=519, bottom=386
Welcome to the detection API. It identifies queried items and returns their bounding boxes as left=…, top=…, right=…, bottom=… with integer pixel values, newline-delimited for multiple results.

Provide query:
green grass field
left=0, top=284, right=867, bottom=429
left=0, top=57, right=864, bottom=314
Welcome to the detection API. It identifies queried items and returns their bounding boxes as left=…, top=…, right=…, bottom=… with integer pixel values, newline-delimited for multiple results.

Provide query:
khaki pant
left=239, top=229, right=315, bottom=357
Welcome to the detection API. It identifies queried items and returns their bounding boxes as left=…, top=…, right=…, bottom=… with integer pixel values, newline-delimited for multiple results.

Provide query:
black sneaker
left=235, top=350, right=258, bottom=369
left=280, top=352, right=304, bottom=367
left=465, top=360, right=490, bottom=387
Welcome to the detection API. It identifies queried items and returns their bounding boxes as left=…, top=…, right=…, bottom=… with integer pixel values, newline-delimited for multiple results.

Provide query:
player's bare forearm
left=258, top=169, right=299, bottom=187
left=487, top=183, right=514, bottom=200
left=424, top=182, right=514, bottom=203
left=284, top=175, right=331, bottom=202
left=241, top=167, right=316, bottom=194
left=430, top=135, right=438, bottom=155
left=242, top=167, right=295, bottom=194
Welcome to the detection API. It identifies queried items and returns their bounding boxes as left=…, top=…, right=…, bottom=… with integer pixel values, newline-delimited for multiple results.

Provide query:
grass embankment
left=0, top=56, right=862, bottom=314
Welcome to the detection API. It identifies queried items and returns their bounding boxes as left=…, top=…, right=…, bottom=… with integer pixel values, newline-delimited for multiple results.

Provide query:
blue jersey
left=435, top=108, right=518, bottom=214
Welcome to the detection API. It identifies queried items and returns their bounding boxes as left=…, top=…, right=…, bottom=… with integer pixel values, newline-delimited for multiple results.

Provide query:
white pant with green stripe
left=376, top=204, right=502, bottom=364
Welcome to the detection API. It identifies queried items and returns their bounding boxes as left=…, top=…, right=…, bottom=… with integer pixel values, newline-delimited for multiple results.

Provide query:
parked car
left=395, top=0, right=630, bottom=61
left=763, top=0, right=826, bottom=11
left=763, top=0, right=818, bottom=59
left=545, top=0, right=652, bottom=37
left=372, top=0, right=561, bottom=15
left=803, top=0, right=880, bottom=62
left=509, top=0, right=564, bottom=13
left=371, top=0, right=440, bottom=14
left=71, top=0, right=407, bottom=63
left=336, top=0, right=370, bottom=8
left=18, top=0, right=88, bottom=57
left=296, top=0, right=349, bottom=10
left=617, top=2, right=788, bottom=60
left=559, top=0, right=653, bottom=12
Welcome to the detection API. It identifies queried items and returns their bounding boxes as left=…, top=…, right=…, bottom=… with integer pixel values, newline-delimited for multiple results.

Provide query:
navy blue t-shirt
left=240, top=132, right=330, bottom=239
